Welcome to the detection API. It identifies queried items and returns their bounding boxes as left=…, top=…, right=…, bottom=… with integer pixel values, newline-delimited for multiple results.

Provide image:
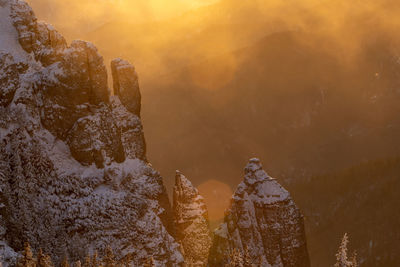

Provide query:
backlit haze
left=25, top=2, right=400, bottom=264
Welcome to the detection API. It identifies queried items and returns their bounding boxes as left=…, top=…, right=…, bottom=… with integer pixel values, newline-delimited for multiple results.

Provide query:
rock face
left=111, top=58, right=141, bottom=117
left=173, top=171, right=212, bottom=266
left=208, top=158, right=310, bottom=267
left=0, top=0, right=182, bottom=265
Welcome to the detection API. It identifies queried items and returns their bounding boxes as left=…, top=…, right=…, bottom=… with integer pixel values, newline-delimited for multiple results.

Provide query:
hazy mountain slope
left=287, top=158, right=400, bottom=267
left=141, top=30, right=400, bottom=266
left=143, top=30, right=400, bottom=190
left=85, top=21, right=279, bottom=81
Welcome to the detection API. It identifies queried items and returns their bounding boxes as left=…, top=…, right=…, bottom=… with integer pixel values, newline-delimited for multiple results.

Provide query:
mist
left=26, top=0, right=218, bottom=39
left=26, top=0, right=400, bottom=80
left=27, top=0, right=400, bottom=217
left=22, top=1, right=400, bottom=265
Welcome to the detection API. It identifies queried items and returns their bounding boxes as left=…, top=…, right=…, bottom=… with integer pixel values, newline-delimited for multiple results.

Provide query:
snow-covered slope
left=173, top=171, right=211, bottom=266
left=0, top=0, right=183, bottom=265
left=208, top=158, right=310, bottom=267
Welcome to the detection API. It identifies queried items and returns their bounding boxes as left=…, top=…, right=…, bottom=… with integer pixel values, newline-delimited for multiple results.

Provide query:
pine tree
left=227, top=248, right=243, bottom=267
left=103, top=247, right=115, bottom=267
left=335, top=233, right=358, bottom=267
left=36, top=249, right=45, bottom=267
left=335, top=233, right=349, bottom=267
left=17, top=242, right=36, bottom=267
left=82, top=254, right=91, bottom=267
left=236, top=249, right=244, bottom=267
left=350, top=252, right=358, bottom=267
left=36, top=249, right=53, bottom=267
left=92, top=251, right=98, bottom=267
left=61, top=255, right=70, bottom=267
left=243, top=246, right=252, bottom=267
left=44, top=255, right=53, bottom=267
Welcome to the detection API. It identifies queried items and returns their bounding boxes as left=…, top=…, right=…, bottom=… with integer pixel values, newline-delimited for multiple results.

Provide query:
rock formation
left=208, top=158, right=310, bottom=267
left=0, top=0, right=182, bottom=265
left=111, top=58, right=141, bottom=117
left=173, top=171, right=212, bottom=266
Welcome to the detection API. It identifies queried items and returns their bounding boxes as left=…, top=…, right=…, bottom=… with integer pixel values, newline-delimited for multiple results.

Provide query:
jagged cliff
left=0, top=0, right=182, bottom=265
left=173, top=171, right=211, bottom=266
left=208, top=158, right=310, bottom=267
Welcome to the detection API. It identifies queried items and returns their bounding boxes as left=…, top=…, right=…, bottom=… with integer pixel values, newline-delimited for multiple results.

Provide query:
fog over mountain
left=2, top=0, right=400, bottom=266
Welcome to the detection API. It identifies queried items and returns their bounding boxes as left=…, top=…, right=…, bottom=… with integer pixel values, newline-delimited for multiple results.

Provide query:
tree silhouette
left=335, top=233, right=358, bottom=267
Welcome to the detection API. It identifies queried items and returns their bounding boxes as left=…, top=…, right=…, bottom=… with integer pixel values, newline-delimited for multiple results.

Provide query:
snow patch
left=0, top=2, right=29, bottom=62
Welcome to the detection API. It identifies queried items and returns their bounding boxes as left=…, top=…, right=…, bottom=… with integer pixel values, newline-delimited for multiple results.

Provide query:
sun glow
left=113, top=0, right=217, bottom=21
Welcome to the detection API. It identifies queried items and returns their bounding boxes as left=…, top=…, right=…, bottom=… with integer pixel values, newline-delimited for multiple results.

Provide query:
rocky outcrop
left=65, top=105, right=125, bottom=168
left=0, top=52, right=27, bottom=107
left=0, top=0, right=182, bottom=265
left=208, top=158, right=310, bottom=267
left=173, top=171, right=212, bottom=266
left=10, top=0, right=66, bottom=65
left=111, top=58, right=141, bottom=117
left=40, top=40, right=109, bottom=141
left=111, top=95, right=147, bottom=161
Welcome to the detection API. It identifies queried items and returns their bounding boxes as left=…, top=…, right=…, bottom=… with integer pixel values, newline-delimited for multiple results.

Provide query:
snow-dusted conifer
left=103, top=247, right=115, bottom=267
left=235, top=249, right=244, bottom=267
left=243, top=246, right=252, bottom=267
left=82, top=255, right=91, bottom=267
left=61, top=255, right=70, bottom=267
left=92, top=251, right=98, bottom=267
left=350, top=252, right=358, bottom=267
left=335, top=233, right=349, bottom=267
left=226, top=248, right=243, bottom=267
left=37, top=249, right=53, bottom=267
left=36, top=249, right=44, bottom=267
left=17, top=242, right=36, bottom=267
left=335, top=233, right=358, bottom=267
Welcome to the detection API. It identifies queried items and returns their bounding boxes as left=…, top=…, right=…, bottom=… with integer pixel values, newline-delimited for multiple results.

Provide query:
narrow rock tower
left=173, top=171, right=212, bottom=266
left=208, top=158, right=310, bottom=267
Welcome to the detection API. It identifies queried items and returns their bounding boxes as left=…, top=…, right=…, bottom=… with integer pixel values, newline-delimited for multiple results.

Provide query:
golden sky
left=27, top=0, right=218, bottom=27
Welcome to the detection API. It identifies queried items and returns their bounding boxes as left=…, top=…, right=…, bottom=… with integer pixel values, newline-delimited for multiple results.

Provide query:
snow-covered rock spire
left=209, top=158, right=310, bottom=267
left=173, top=170, right=212, bottom=266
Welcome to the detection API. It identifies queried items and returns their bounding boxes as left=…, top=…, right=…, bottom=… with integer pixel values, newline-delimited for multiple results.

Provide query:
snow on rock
left=9, top=0, right=67, bottom=65
left=111, top=96, right=146, bottom=161
left=0, top=0, right=28, bottom=63
left=0, top=0, right=183, bottom=265
left=173, top=171, right=212, bottom=266
left=208, top=158, right=310, bottom=267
